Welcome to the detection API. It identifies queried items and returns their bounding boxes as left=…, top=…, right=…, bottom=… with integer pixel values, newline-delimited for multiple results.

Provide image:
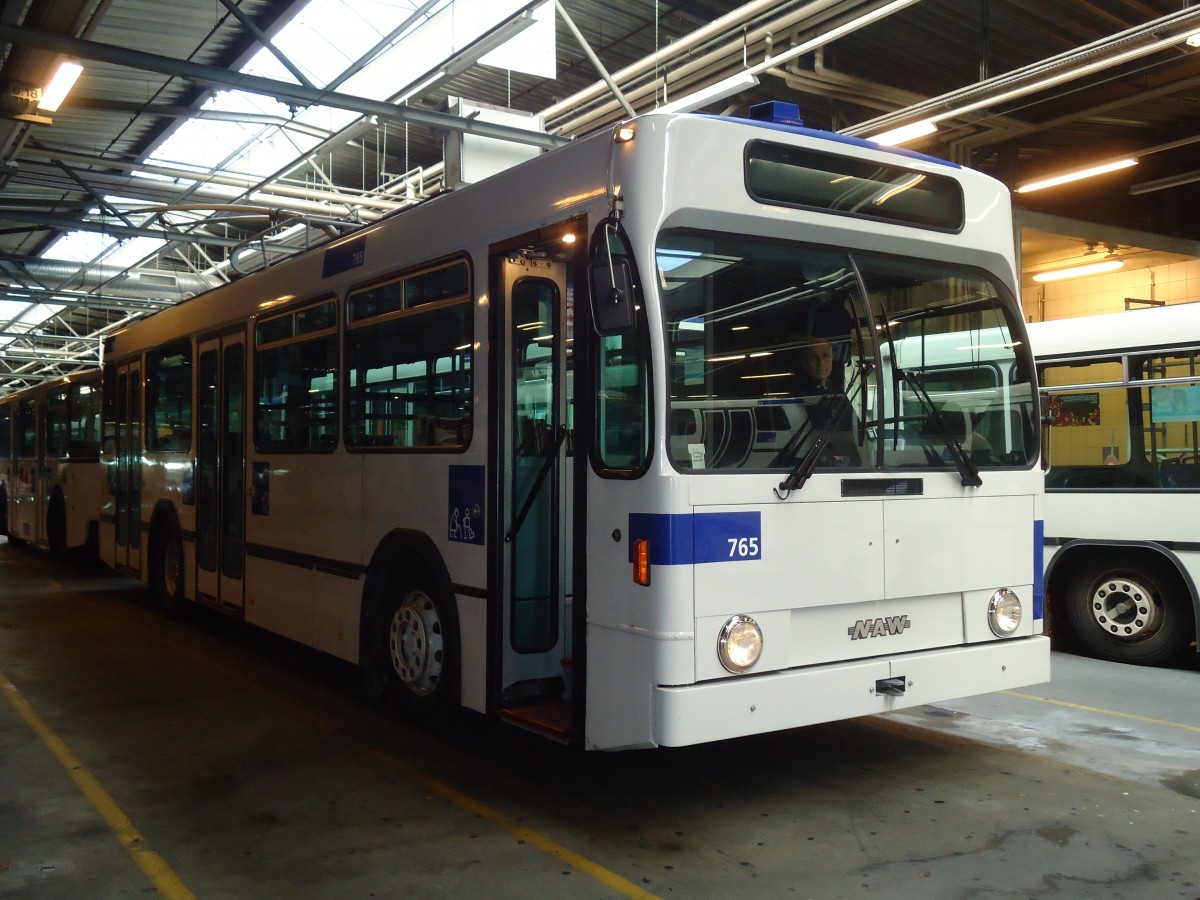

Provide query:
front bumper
left=652, top=635, right=1050, bottom=747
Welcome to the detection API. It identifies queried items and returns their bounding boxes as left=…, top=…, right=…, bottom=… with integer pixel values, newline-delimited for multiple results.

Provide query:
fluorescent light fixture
left=38, top=61, right=83, bottom=112
left=869, top=119, right=937, bottom=146
left=394, top=69, right=446, bottom=104
left=1032, top=260, right=1124, bottom=283
left=657, top=70, right=760, bottom=114
left=1016, top=158, right=1137, bottom=193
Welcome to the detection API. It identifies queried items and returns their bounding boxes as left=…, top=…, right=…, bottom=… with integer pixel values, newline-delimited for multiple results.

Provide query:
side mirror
left=588, top=257, right=636, bottom=335
left=1039, top=391, right=1053, bottom=473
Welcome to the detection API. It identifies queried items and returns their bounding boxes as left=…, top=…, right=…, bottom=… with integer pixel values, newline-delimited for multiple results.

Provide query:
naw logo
left=847, top=615, right=911, bottom=640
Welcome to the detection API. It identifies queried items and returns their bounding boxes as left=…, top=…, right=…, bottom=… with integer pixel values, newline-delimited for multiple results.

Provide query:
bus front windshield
left=658, top=229, right=1036, bottom=475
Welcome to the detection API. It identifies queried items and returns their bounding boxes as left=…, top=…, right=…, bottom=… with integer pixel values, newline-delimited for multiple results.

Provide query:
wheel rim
left=162, top=534, right=182, bottom=598
left=1087, top=574, right=1163, bottom=642
left=387, top=590, right=444, bottom=696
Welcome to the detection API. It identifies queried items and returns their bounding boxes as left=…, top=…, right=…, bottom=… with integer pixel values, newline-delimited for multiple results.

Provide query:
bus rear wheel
left=1064, top=554, right=1191, bottom=665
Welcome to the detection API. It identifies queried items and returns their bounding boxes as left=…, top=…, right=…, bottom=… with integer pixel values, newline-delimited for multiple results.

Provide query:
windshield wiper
left=901, top=369, right=982, bottom=487
left=773, top=366, right=866, bottom=497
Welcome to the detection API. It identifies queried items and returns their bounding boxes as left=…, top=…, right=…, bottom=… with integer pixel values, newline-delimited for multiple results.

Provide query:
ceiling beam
left=0, top=208, right=246, bottom=247
left=0, top=286, right=172, bottom=313
left=0, top=20, right=569, bottom=150
left=0, top=330, right=102, bottom=343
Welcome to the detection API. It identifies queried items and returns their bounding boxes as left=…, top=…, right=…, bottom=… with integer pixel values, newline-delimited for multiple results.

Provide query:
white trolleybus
left=1, top=369, right=103, bottom=556
left=96, top=108, right=1048, bottom=749
left=1031, top=303, right=1200, bottom=665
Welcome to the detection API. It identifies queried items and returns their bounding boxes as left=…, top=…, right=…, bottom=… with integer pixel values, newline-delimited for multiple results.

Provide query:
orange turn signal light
left=633, top=538, right=650, bottom=586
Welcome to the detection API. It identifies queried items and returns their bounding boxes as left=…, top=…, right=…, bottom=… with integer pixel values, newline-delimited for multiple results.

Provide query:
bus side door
left=195, top=333, right=247, bottom=612
left=112, top=363, right=142, bottom=573
left=493, top=243, right=576, bottom=723
left=11, top=397, right=39, bottom=543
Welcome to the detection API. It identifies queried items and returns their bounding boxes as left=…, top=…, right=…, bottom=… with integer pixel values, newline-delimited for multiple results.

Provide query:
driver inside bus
left=791, top=334, right=860, bottom=465
left=796, top=337, right=838, bottom=393
left=794, top=337, right=848, bottom=426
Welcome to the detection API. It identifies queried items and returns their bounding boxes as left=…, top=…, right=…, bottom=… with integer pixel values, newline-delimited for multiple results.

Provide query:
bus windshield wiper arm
left=902, top=370, right=982, bottom=487
left=776, top=396, right=847, bottom=495
left=775, top=368, right=864, bottom=497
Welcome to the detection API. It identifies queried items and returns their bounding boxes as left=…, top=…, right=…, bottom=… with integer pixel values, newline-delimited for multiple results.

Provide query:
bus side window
left=345, top=300, right=472, bottom=451
left=255, top=300, right=339, bottom=454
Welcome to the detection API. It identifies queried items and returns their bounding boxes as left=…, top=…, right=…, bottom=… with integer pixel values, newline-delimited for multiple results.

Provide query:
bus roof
left=1027, top=301, right=1200, bottom=359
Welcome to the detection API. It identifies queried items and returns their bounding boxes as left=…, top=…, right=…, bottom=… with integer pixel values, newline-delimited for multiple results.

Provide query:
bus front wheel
left=1064, top=554, right=1191, bottom=665
left=374, top=574, right=459, bottom=721
left=150, top=519, right=186, bottom=619
left=47, top=496, right=67, bottom=559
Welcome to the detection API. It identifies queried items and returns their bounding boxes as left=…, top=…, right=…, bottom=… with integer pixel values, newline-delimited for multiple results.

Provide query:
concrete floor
left=1, top=537, right=1198, bottom=899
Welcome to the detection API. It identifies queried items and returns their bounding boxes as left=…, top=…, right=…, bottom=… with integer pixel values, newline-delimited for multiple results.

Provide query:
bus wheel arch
left=360, top=530, right=461, bottom=718
left=148, top=501, right=187, bottom=618
left=1050, top=542, right=1196, bottom=665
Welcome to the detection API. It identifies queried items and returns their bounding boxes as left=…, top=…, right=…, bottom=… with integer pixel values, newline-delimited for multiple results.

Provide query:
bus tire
left=47, top=494, right=67, bottom=559
left=372, top=571, right=459, bottom=721
left=1064, top=553, right=1192, bottom=665
left=150, top=515, right=187, bottom=619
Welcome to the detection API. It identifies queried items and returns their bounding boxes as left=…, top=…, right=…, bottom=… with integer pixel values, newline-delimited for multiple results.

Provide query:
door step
left=500, top=700, right=574, bottom=743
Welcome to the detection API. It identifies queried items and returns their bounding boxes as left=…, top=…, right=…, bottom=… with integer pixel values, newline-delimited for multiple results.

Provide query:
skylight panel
left=335, top=0, right=534, bottom=100
left=0, top=299, right=34, bottom=322
left=16, top=303, right=65, bottom=326
left=104, top=237, right=168, bottom=269
left=42, top=230, right=117, bottom=263
left=37, top=0, right=547, bottom=272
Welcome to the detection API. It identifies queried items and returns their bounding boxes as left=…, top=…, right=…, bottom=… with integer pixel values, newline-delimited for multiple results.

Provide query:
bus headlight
left=717, top=615, right=763, bottom=673
left=987, top=588, right=1023, bottom=636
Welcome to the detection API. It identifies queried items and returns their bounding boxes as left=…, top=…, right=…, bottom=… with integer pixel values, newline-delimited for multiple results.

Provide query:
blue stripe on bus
left=628, top=511, right=762, bottom=565
left=1034, top=519, right=1045, bottom=619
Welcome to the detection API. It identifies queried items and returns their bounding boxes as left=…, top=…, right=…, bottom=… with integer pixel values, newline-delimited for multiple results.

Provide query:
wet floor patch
left=1161, top=770, right=1200, bottom=800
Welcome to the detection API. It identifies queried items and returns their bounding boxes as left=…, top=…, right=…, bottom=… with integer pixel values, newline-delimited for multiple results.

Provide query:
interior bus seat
left=1048, top=466, right=1157, bottom=489
left=1158, top=453, right=1200, bottom=488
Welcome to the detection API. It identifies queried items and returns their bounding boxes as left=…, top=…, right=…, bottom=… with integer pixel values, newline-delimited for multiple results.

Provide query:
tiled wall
left=1022, top=256, right=1200, bottom=322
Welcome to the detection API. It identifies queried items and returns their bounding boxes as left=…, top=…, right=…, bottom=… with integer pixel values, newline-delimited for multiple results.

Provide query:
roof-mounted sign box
left=2, top=82, right=51, bottom=125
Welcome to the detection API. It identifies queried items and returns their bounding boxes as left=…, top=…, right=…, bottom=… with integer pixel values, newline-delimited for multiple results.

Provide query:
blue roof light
left=748, top=100, right=804, bottom=127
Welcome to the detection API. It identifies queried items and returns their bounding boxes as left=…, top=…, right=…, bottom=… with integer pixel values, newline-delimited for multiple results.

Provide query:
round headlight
left=717, top=615, right=763, bottom=673
left=987, top=588, right=1023, bottom=636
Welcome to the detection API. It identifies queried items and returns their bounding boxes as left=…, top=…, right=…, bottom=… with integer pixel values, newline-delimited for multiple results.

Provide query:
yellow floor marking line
left=0, top=667, right=197, bottom=900
left=146, top=630, right=659, bottom=900
left=1003, top=690, right=1200, bottom=734
left=368, top=749, right=660, bottom=899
